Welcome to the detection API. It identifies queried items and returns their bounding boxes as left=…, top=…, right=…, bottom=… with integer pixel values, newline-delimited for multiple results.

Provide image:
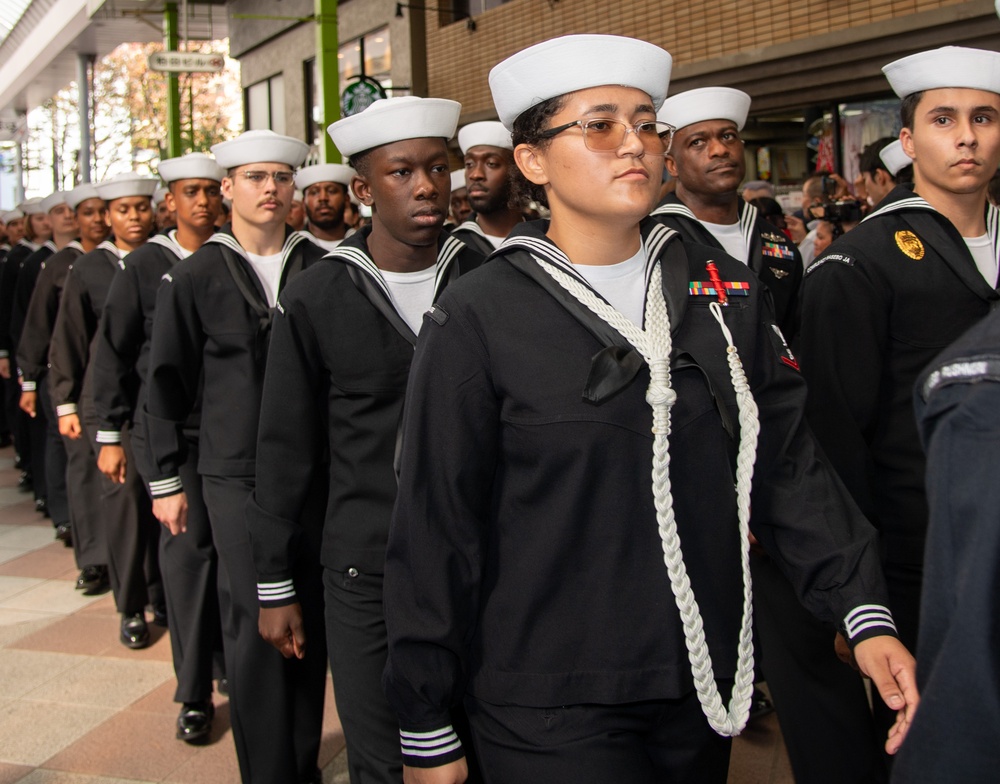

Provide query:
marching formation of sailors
left=2, top=33, right=998, bottom=784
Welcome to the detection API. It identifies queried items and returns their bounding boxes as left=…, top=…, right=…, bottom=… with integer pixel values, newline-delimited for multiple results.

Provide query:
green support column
left=315, top=0, right=340, bottom=163
left=164, top=2, right=182, bottom=158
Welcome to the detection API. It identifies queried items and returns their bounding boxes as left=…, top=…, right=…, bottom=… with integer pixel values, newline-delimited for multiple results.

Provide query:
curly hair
left=509, top=95, right=567, bottom=208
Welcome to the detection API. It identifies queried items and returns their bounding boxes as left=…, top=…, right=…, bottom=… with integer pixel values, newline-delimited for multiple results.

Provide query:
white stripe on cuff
left=148, top=476, right=183, bottom=497
left=56, top=403, right=77, bottom=416
left=844, top=604, right=897, bottom=639
left=258, top=580, right=296, bottom=603
left=21, top=380, right=36, bottom=391
left=96, top=430, right=122, bottom=444
left=400, top=726, right=461, bottom=758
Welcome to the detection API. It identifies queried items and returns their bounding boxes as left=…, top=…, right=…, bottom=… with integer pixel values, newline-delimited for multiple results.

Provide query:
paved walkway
left=0, top=442, right=792, bottom=783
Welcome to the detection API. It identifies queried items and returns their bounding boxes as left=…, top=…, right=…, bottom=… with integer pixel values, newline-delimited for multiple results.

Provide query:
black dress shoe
left=54, top=524, right=72, bottom=547
left=176, top=700, right=214, bottom=743
left=76, top=565, right=109, bottom=595
left=216, top=677, right=229, bottom=697
left=17, top=471, right=32, bottom=491
left=0, top=432, right=12, bottom=448
left=36, top=498, right=49, bottom=517
left=120, top=613, right=150, bottom=649
left=13, top=452, right=24, bottom=469
left=151, top=603, right=168, bottom=628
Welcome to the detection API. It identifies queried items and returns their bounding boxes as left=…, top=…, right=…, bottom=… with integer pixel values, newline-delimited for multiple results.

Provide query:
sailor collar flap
left=863, top=188, right=1000, bottom=299
left=322, top=229, right=469, bottom=347
left=496, top=220, right=694, bottom=404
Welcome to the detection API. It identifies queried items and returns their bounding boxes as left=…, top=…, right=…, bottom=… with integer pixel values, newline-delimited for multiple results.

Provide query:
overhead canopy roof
left=0, top=0, right=228, bottom=118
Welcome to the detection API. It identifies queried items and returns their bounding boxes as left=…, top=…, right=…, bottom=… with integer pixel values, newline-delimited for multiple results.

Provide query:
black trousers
left=202, top=475, right=327, bottom=784
left=38, top=374, right=68, bottom=528
left=323, top=568, right=402, bottom=784
left=5, top=371, right=30, bottom=464
left=465, top=691, right=732, bottom=784
left=64, top=413, right=108, bottom=570
left=95, top=425, right=163, bottom=615
left=28, top=381, right=47, bottom=504
left=141, top=433, right=224, bottom=704
left=751, top=552, right=885, bottom=784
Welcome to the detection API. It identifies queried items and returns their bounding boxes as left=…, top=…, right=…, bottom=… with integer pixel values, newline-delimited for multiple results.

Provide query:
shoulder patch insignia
left=805, top=253, right=854, bottom=275
left=426, top=304, right=449, bottom=326
left=769, top=324, right=799, bottom=371
left=895, top=230, right=924, bottom=260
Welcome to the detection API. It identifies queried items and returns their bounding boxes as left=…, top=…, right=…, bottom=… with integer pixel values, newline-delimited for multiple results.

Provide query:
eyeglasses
left=236, top=170, right=295, bottom=187
left=538, top=118, right=676, bottom=155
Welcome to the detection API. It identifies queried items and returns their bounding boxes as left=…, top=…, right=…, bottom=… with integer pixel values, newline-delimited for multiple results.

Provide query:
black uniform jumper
left=90, top=230, right=224, bottom=705
left=18, top=241, right=108, bottom=570
left=799, top=185, right=1000, bottom=646
left=12, top=240, right=56, bottom=509
left=0, top=240, right=40, bottom=475
left=894, top=312, right=1000, bottom=783
left=449, top=217, right=498, bottom=258
left=649, top=194, right=802, bottom=333
left=383, top=219, right=897, bottom=781
left=143, top=225, right=327, bottom=784
left=49, top=239, right=163, bottom=616
left=246, top=227, right=484, bottom=783
left=650, top=192, right=877, bottom=781
left=798, top=184, right=1000, bottom=750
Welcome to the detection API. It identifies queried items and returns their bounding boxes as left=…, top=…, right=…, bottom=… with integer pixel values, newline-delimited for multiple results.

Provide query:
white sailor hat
left=883, top=46, right=1000, bottom=99
left=66, top=184, right=101, bottom=210
left=158, top=152, right=226, bottom=184
left=450, top=170, right=467, bottom=193
left=657, top=87, right=751, bottom=131
left=1, top=209, right=23, bottom=222
left=152, top=187, right=169, bottom=206
left=19, top=198, right=45, bottom=215
left=295, top=163, right=356, bottom=191
left=489, top=35, right=673, bottom=130
left=458, top=121, right=513, bottom=154
left=879, top=140, right=912, bottom=177
left=327, top=96, right=461, bottom=159
left=211, top=130, right=309, bottom=170
left=292, top=190, right=304, bottom=203
left=94, top=173, right=159, bottom=202
left=40, top=192, right=68, bottom=213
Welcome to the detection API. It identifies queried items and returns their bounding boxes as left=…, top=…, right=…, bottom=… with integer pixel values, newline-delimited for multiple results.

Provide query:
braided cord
left=535, top=257, right=758, bottom=736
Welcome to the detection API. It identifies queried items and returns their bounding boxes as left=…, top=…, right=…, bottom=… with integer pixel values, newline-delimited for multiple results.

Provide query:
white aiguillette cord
left=534, top=256, right=759, bottom=736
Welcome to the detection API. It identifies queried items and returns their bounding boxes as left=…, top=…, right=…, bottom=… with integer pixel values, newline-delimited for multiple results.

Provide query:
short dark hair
left=900, top=91, right=924, bottom=129
left=859, top=137, right=896, bottom=178
left=509, top=94, right=567, bottom=208
left=348, top=150, right=372, bottom=178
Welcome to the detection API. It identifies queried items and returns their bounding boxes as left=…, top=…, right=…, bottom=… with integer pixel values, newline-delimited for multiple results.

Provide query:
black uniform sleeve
left=0, top=256, right=16, bottom=357
left=383, top=296, right=499, bottom=768
left=15, top=262, right=63, bottom=387
left=796, top=248, right=887, bottom=523
left=746, top=290, right=895, bottom=645
left=48, top=264, right=96, bottom=417
left=143, top=269, right=203, bottom=497
left=246, top=291, right=325, bottom=607
left=91, top=264, right=145, bottom=444
left=9, top=256, right=41, bottom=354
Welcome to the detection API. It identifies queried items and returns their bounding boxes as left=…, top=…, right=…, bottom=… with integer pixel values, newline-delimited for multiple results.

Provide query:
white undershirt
left=571, top=247, right=646, bottom=326
left=699, top=220, right=748, bottom=265
left=303, top=232, right=343, bottom=252
left=483, top=233, right=505, bottom=249
left=965, top=234, right=996, bottom=287
left=245, top=251, right=285, bottom=307
left=168, top=231, right=195, bottom=259
left=381, top=265, right=438, bottom=335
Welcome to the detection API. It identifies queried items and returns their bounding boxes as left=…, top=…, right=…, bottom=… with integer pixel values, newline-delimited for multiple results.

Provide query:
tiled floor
left=0, top=442, right=792, bottom=783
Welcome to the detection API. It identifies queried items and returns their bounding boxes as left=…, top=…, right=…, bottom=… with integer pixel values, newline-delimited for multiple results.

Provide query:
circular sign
left=341, top=76, right=388, bottom=117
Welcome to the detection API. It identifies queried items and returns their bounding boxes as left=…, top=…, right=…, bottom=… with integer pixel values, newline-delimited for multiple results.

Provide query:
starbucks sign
left=341, top=76, right=388, bottom=117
